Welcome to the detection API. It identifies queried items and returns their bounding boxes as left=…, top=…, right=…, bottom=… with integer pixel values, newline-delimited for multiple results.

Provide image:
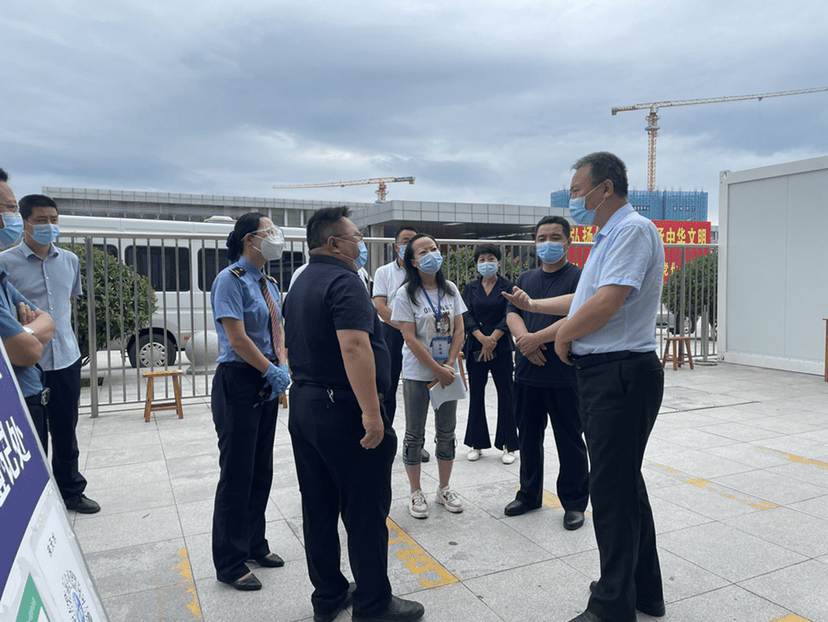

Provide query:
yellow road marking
left=542, top=490, right=592, bottom=516
left=649, top=464, right=779, bottom=511
left=772, top=615, right=811, bottom=621
left=173, top=547, right=203, bottom=619
left=387, top=518, right=459, bottom=588
left=758, top=447, right=828, bottom=470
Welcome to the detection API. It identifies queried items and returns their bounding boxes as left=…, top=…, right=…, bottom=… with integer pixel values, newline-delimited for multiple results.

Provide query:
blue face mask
left=477, top=261, right=498, bottom=278
left=397, top=244, right=406, bottom=261
left=568, top=183, right=604, bottom=226
left=0, top=213, right=24, bottom=249
left=31, top=224, right=60, bottom=245
left=416, top=251, right=443, bottom=274
left=354, top=241, right=368, bottom=270
left=536, top=241, right=565, bottom=264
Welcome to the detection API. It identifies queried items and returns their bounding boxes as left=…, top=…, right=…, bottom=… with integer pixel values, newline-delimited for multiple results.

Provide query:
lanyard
left=420, top=286, right=442, bottom=321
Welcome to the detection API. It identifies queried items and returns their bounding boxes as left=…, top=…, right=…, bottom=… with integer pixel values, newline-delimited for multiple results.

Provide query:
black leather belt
left=25, top=388, right=51, bottom=406
left=570, top=350, right=652, bottom=370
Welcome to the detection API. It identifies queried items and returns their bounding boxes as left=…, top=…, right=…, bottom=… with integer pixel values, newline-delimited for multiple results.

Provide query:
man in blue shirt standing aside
left=506, top=152, right=666, bottom=622
left=0, top=191, right=100, bottom=514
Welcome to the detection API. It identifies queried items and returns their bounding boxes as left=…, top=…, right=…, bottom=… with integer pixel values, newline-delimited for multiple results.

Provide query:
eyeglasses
left=254, top=226, right=283, bottom=238
left=333, top=231, right=364, bottom=243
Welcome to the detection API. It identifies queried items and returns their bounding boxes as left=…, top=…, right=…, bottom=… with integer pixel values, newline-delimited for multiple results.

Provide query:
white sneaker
left=409, top=490, right=428, bottom=519
left=435, top=486, right=463, bottom=513
left=502, top=449, right=516, bottom=465
left=467, top=448, right=481, bottom=461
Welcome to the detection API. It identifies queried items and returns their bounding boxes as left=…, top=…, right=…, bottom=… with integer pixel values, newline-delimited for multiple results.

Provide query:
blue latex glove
left=262, top=363, right=291, bottom=401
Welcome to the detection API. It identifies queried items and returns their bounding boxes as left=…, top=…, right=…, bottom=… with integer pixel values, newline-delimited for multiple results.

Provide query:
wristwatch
left=23, top=326, right=35, bottom=336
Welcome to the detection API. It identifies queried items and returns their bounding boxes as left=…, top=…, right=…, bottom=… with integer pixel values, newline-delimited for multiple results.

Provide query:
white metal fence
left=64, top=232, right=717, bottom=416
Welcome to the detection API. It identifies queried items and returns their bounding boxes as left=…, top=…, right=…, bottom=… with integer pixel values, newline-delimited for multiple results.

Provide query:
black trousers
left=381, top=323, right=404, bottom=424
left=43, top=358, right=87, bottom=499
left=211, top=363, right=279, bottom=583
left=576, top=352, right=664, bottom=622
left=27, top=402, right=48, bottom=454
left=514, top=382, right=589, bottom=512
left=463, top=352, right=519, bottom=451
left=289, top=383, right=397, bottom=619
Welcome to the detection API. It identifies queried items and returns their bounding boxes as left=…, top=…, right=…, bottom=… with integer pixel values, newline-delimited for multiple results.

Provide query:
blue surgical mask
left=31, top=224, right=60, bottom=245
left=536, top=241, right=565, bottom=264
left=355, top=241, right=368, bottom=269
left=416, top=251, right=443, bottom=274
left=397, top=244, right=406, bottom=261
left=0, top=213, right=23, bottom=249
left=477, top=261, right=498, bottom=278
left=568, top=184, right=604, bottom=226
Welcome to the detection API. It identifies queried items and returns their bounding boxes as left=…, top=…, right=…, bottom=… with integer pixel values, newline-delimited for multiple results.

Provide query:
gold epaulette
left=229, top=267, right=246, bottom=278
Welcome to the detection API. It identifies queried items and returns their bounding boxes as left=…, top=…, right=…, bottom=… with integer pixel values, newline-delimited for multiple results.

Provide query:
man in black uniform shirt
left=503, top=215, right=589, bottom=531
left=284, top=206, right=424, bottom=622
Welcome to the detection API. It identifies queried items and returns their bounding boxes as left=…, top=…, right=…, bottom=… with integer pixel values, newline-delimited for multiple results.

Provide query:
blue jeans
left=402, top=379, right=457, bottom=466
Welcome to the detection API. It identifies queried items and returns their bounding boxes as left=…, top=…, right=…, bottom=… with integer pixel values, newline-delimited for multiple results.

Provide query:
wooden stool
left=661, top=337, right=694, bottom=370
left=142, top=369, right=185, bottom=422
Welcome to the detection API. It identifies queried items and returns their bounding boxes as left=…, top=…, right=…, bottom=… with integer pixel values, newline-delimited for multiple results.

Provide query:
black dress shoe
left=563, top=510, right=585, bottom=530
left=64, top=494, right=101, bottom=514
left=589, top=581, right=665, bottom=617
left=504, top=499, right=539, bottom=516
left=314, top=583, right=356, bottom=622
left=228, top=573, right=262, bottom=591
left=421, top=447, right=430, bottom=462
left=352, top=595, right=425, bottom=622
left=254, top=552, right=284, bottom=567
left=568, top=611, right=607, bottom=622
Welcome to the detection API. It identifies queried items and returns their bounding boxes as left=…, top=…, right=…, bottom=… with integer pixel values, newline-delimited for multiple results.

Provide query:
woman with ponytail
left=210, top=212, right=291, bottom=591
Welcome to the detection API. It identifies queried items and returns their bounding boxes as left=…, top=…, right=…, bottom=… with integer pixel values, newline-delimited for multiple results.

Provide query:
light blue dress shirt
left=211, top=256, right=280, bottom=364
left=0, top=271, right=43, bottom=397
left=0, top=243, right=83, bottom=371
left=568, top=204, right=665, bottom=356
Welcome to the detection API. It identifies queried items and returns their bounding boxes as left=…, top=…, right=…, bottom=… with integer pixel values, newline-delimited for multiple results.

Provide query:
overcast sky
left=4, top=0, right=827, bottom=224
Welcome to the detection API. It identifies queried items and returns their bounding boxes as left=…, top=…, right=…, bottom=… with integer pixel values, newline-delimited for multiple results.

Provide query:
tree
left=662, top=250, right=718, bottom=333
left=443, top=245, right=528, bottom=293
left=62, top=243, right=157, bottom=363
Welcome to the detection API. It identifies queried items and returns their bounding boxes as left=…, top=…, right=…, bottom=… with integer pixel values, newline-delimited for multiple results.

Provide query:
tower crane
left=272, top=176, right=415, bottom=202
left=612, top=86, right=828, bottom=191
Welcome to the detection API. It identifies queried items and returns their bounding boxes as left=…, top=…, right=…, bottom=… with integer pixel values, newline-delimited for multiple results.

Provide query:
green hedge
left=62, top=243, right=157, bottom=362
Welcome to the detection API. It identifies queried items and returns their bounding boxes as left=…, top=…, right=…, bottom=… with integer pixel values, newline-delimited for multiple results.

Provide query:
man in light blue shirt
left=0, top=170, right=56, bottom=460
left=0, top=192, right=100, bottom=514
left=505, top=152, right=665, bottom=622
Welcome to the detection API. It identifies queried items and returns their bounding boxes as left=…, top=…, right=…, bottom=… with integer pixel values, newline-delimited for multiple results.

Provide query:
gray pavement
left=69, top=361, right=828, bottom=622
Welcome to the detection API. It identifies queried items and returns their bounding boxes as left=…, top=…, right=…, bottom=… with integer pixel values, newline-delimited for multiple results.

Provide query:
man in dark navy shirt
left=284, top=206, right=424, bottom=622
left=503, top=215, right=589, bottom=531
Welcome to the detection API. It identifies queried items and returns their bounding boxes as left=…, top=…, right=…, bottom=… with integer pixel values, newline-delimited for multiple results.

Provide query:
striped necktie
left=259, top=276, right=282, bottom=361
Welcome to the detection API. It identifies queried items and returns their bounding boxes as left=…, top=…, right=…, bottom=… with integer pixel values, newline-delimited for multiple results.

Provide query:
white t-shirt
left=372, top=260, right=407, bottom=324
left=391, top=281, right=467, bottom=381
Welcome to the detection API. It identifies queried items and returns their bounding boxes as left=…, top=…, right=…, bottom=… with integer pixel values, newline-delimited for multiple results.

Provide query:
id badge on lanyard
left=422, top=286, right=451, bottom=361
left=430, top=336, right=451, bottom=361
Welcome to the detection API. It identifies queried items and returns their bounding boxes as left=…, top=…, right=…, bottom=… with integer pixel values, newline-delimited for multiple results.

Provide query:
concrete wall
left=718, top=155, right=828, bottom=375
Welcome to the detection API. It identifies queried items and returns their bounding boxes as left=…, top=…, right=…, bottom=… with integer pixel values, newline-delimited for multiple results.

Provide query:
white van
left=59, top=215, right=306, bottom=367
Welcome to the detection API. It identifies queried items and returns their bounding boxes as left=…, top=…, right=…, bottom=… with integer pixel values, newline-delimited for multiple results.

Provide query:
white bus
left=59, top=215, right=306, bottom=367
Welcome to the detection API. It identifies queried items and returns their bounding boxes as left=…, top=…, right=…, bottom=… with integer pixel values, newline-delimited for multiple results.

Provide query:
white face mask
left=254, top=227, right=285, bottom=261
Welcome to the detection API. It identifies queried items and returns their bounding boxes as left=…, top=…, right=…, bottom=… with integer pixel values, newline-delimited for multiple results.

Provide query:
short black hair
left=226, top=212, right=264, bottom=262
left=0, top=168, right=7, bottom=183
left=534, top=215, right=570, bottom=239
left=19, top=194, right=59, bottom=220
left=572, top=151, right=628, bottom=198
left=307, top=206, right=351, bottom=250
left=473, top=243, right=501, bottom=262
left=393, top=225, right=417, bottom=243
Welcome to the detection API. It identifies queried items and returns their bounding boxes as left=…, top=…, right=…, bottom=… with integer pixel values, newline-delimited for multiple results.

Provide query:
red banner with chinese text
left=568, top=220, right=711, bottom=281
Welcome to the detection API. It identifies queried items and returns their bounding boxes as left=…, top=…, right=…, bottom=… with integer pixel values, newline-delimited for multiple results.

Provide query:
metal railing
left=66, top=232, right=717, bottom=416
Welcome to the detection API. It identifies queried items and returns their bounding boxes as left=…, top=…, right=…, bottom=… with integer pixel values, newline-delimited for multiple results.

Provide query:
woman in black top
left=462, top=244, right=519, bottom=464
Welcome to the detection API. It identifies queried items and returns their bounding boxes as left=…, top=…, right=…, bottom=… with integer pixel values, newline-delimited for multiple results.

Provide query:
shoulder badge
left=229, top=267, right=246, bottom=278
left=264, top=274, right=278, bottom=286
